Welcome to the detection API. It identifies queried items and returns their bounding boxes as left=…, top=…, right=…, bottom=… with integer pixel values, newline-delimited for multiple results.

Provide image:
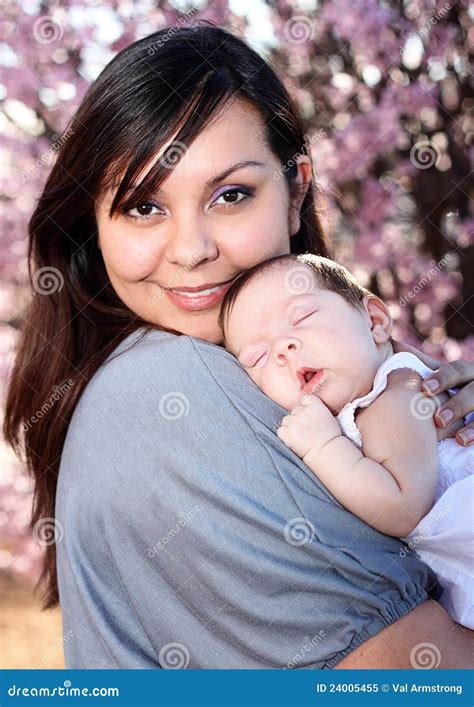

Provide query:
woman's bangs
left=106, top=72, right=237, bottom=216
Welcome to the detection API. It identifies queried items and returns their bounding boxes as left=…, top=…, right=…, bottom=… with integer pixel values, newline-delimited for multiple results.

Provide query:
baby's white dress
left=336, top=351, right=474, bottom=629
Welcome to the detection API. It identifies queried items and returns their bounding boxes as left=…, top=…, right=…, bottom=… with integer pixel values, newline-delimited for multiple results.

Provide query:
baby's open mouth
left=297, top=367, right=325, bottom=393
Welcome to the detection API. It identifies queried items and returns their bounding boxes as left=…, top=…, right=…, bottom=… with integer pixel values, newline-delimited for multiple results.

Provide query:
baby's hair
left=218, top=253, right=374, bottom=344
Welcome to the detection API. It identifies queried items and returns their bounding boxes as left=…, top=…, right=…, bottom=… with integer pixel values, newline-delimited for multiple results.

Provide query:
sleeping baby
left=218, top=252, right=473, bottom=629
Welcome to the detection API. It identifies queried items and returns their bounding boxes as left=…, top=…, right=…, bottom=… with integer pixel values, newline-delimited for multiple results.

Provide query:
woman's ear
left=288, top=155, right=313, bottom=237
left=363, top=295, right=393, bottom=344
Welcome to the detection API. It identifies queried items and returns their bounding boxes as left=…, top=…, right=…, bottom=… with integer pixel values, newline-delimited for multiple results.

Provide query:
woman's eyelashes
left=211, top=186, right=254, bottom=208
left=125, top=201, right=162, bottom=220
left=124, top=186, right=255, bottom=221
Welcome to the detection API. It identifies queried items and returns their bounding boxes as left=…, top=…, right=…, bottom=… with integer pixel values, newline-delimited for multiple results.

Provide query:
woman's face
left=95, top=99, right=311, bottom=344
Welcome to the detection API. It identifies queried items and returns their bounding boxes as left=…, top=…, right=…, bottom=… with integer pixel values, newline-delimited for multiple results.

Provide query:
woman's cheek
left=221, top=221, right=290, bottom=269
left=104, top=230, right=162, bottom=282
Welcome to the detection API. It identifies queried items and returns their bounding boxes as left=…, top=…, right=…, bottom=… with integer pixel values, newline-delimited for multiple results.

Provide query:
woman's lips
left=162, top=279, right=236, bottom=311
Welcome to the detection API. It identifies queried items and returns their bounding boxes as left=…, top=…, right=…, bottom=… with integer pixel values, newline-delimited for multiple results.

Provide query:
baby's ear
left=363, top=296, right=393, bottom=344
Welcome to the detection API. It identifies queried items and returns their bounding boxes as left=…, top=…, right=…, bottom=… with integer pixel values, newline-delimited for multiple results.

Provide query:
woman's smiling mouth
left=161, top=277, right=238, bottom=311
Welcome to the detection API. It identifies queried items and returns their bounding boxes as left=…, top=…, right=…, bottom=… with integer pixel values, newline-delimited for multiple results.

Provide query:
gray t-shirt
left=55, top=329, right=440, bottom=669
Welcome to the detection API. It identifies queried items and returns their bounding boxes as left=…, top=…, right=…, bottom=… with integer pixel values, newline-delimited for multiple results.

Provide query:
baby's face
left=224, top=264, right=383, bottom=412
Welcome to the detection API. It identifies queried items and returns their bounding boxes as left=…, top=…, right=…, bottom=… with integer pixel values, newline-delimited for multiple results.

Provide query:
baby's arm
left=277, top=369, right=439, bottom=537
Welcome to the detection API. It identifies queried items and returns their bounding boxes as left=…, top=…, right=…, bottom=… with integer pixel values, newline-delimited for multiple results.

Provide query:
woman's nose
left=164, top=219, right=219, bottom=268
left=272, top=337, right=301, bottom=364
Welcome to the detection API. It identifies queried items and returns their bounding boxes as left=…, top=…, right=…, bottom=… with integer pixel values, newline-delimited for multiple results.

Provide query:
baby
left=218, top=253, right=473, bottom=629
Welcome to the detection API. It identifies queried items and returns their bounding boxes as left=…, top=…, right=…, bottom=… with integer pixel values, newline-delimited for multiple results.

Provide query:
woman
left=5, top=25, right=474, bottom=669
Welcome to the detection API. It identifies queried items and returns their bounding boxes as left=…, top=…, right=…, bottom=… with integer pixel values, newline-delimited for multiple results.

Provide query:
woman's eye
left=212, top=187, right=253, bottom=208
left=126, top=201, right=162, bottom=220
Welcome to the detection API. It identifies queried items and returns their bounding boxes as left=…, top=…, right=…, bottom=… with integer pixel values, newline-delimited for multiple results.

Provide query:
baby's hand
left=277, top=394, right=342, bottom=459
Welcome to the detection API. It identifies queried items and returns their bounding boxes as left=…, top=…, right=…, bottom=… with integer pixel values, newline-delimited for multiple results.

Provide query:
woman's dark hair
left=218, top=253, right=374, bottom=346
left=4, top=23, right=329, bottom=608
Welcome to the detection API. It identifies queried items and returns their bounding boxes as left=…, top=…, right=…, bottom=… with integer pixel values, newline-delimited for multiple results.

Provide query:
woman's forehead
left=103, top=98, right=272, bottom=194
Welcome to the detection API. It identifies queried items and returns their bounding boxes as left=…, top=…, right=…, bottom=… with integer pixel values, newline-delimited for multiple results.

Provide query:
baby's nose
left=273, top=337, right=300, bottom=361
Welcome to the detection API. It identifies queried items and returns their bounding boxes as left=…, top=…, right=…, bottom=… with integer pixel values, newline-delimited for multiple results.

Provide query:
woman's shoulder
left=68, top=327, right=283, bottom=439
left=79, top=328, right=282, bottom=420
left=61, top=327, right=286, bottom=493
left=85, top=328, right=238, bottom=399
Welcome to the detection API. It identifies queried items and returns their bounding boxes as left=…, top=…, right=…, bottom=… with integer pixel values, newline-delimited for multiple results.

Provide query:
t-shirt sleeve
left=56, top=331, right=440, bottom=669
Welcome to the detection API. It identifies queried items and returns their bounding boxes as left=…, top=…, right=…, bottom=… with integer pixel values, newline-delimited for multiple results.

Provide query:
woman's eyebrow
left=108, top=159, right=266, bottom=200
left=205, top=160, right=266, bottom=188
